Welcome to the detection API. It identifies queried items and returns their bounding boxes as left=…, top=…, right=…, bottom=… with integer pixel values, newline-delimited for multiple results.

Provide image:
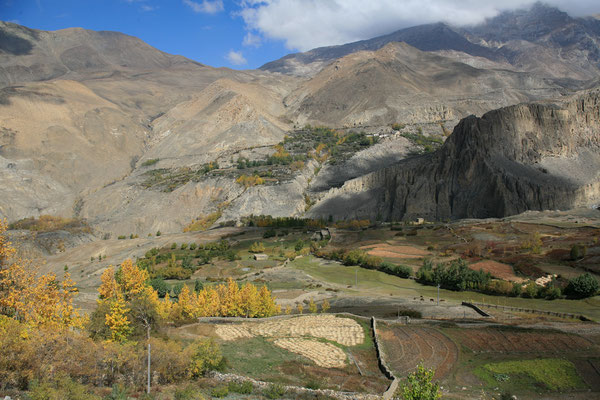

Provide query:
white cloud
left=243, top=32, right=262, bottom=47
left=239, top=0, right=600, bottom=51
left=141, top=5, right=157, bottom=11
left=183, top=0, right=224, bottom=14
left=226, top=50, right=248, bottom=65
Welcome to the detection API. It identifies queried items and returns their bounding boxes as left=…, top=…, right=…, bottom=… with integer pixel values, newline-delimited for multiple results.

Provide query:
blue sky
left=2, top=0, right=599, bottom=70
left=0, top=0, right=290, bottom=69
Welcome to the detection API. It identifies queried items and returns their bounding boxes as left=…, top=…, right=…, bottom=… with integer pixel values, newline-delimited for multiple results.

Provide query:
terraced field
left=447, top=327, right=595, bottom=354
left=377, top=324, right=458, bottom=379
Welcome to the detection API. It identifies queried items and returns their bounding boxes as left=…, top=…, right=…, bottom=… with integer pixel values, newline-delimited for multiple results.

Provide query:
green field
left=474, top=358, right=587, bottom=392
left=289, top=255, right=600, bottom=320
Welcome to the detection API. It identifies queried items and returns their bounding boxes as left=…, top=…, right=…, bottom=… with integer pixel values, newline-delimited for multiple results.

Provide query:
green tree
left=173, top=282, right=184, bottom=297
left=150, top=277, right=168, bottom=298
left=397, top=363, right=441, bottom=400
left=565, top=273, right=599, bottom=299
left=194, top=279, right=204, bottom=293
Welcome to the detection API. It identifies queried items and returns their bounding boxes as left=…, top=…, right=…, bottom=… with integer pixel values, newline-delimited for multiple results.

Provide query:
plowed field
left=450, top=328, right=594, bottom=353
left=378, top=324, right=458, bottom=379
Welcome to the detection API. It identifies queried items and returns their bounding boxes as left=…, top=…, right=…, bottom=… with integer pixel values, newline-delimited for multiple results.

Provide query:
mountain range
left=1, top=2, right=599, bottom=237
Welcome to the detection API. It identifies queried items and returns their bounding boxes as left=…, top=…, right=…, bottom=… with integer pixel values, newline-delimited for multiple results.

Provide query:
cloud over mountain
left=239, top=0, right=600, bottom=51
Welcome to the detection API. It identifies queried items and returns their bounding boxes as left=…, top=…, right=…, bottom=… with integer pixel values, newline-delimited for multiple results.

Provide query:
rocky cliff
left=308, top=89, right=600, bottom=221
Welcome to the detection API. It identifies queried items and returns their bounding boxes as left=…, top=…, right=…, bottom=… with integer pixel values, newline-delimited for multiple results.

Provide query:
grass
left=474, top=358, right=587, bottom=392
left=289, top=256, right=600, bottom=320
left=220, top=336, right=306, bottom=379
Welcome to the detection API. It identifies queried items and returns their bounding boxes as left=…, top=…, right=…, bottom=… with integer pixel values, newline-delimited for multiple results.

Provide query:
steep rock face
left=309, top=89, right=600, bottom=221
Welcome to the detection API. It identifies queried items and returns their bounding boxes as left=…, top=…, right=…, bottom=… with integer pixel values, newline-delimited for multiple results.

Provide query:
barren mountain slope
left=308, top=88, right=600, bottom=221
left=0, top=22, right=300, bottom=227
left=285, top=42, right=565, bottom=127
left=0, top=79, right=149, bottom=220
left=261, top=4, right=600, bottom=81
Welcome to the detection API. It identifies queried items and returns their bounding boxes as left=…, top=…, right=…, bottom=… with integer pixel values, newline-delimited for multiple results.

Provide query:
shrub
left=173, top=282, right=184, bottom=297
left=264, top=383, right=286, bottom=399
left=228, top=380, right=253, bottom=394
left=249, top=242, right=265, bottom=253
left=565, top=273, right=599, bottom=299
left=171, top=243, right=177, bottom=249
left=380, top=263, right=412, bottom=278
left=263, top=228, right=277, bottom=238
left=174, top=385, right=205, bottom=400
left=187, top=339, right=224, bottom=378
left=294, top=239, right=305, bottom=252
left=522, top=282, right=540, bottom=299
left=181, top=243, right=188, bottom=250
left=210, top=386, right=229, bottom=398
left=29, top=375, right=101, bottom=400
left=194, top=279, right=204, bottom=293
left=570, top=244, right=587, bottom=261
left=150, top=277, right=168, bottom=298
left=156, top=230, right=161, bottom=236
left=189, top=243, right=197, bottom=251
left=510, top=282, right=523, bottom=297
left=142, top=158, right=159, bottom=167
left=117, top=235, right=126, bottom=240
left=104, top=384, right=128, bottom=400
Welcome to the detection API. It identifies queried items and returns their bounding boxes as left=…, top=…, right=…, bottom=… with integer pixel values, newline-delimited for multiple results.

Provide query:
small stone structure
left=253, top=253, right=268, bottom=260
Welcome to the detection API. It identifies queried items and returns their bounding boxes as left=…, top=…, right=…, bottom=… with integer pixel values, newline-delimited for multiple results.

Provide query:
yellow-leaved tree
left=95, top=259, right=161, bottom=342
left=0, top=219, right=82, bottom=329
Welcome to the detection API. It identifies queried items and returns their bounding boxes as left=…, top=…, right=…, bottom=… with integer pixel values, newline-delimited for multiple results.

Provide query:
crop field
left=446, top=326, right=595, bottom=354
left=215, top=315, right=365, bottom=346
left=468, top=260, right=523, bottom=282
left=377, top=324, right=458, bottom=379
left=210, top=315, right=389, bottom=393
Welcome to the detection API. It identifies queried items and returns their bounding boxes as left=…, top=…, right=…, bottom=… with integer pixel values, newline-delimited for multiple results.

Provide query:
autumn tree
left=308, top=298, right=317, bottom=313
left=397, top=363, right=441, bottom=400
left=0, top=220, right=81, bottom=329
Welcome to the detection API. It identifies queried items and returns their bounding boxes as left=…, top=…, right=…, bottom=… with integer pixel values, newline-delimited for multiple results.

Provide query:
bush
left=173, top=282, right=184, bottom=297
left=194, top=279, right=204, bottom=293
left=117, top=235, right=126, bottom=240
left=249, top=242, right=265, bottom=253
left=156, top=230, right=161, bottom=236
left=171, top=243, right=177, bottom=249
left=522, top=282, right=540, bottom=299
left=263, top=229, right=277, bottom=238
left=142, top=158, right=159, bottom=167
left=174, top=385, right=205, bottom=400
left=210, top=386, right=228, bottom=398
left=187, top=339, right=224, bottom=378
left=189, top=243, right=197, bottom=251
left=181, top=243, right=188, bottom=250
left=570, top=244, right=587, bottom=261
left=565, top=273, right=599, bottom=299
left=294, top=239, right=305, bottom=252
left=228, top=380, right=253, bottom=394
left=264, top=383, right=286, bottom=399
left=150, top=277, right=168, bottom=298
left=104, top=384, right=128, bottom=400
left=29, top=375, right=101, bottom=400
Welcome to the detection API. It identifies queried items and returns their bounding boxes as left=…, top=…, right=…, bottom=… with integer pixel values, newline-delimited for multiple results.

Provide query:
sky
left=2, top=0, right=600, bottom=69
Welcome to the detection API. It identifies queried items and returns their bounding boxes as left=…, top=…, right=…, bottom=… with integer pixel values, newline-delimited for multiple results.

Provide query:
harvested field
left=378, top=324, right=458, bottom=379
left=273, top=338, right=347, bottom=368
left=450, top=327, right=595, bottom=354
left=361, top=242, right=429, bottom=260
left=215, top=315, right=364, bottom=346
left=573, top=358, right=600, bottom=392
left=469, top=260, right=523, bottom=282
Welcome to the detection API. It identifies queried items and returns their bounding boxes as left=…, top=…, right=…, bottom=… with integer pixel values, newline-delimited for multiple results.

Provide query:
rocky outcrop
left=309, top=89, right=600, bottom=221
